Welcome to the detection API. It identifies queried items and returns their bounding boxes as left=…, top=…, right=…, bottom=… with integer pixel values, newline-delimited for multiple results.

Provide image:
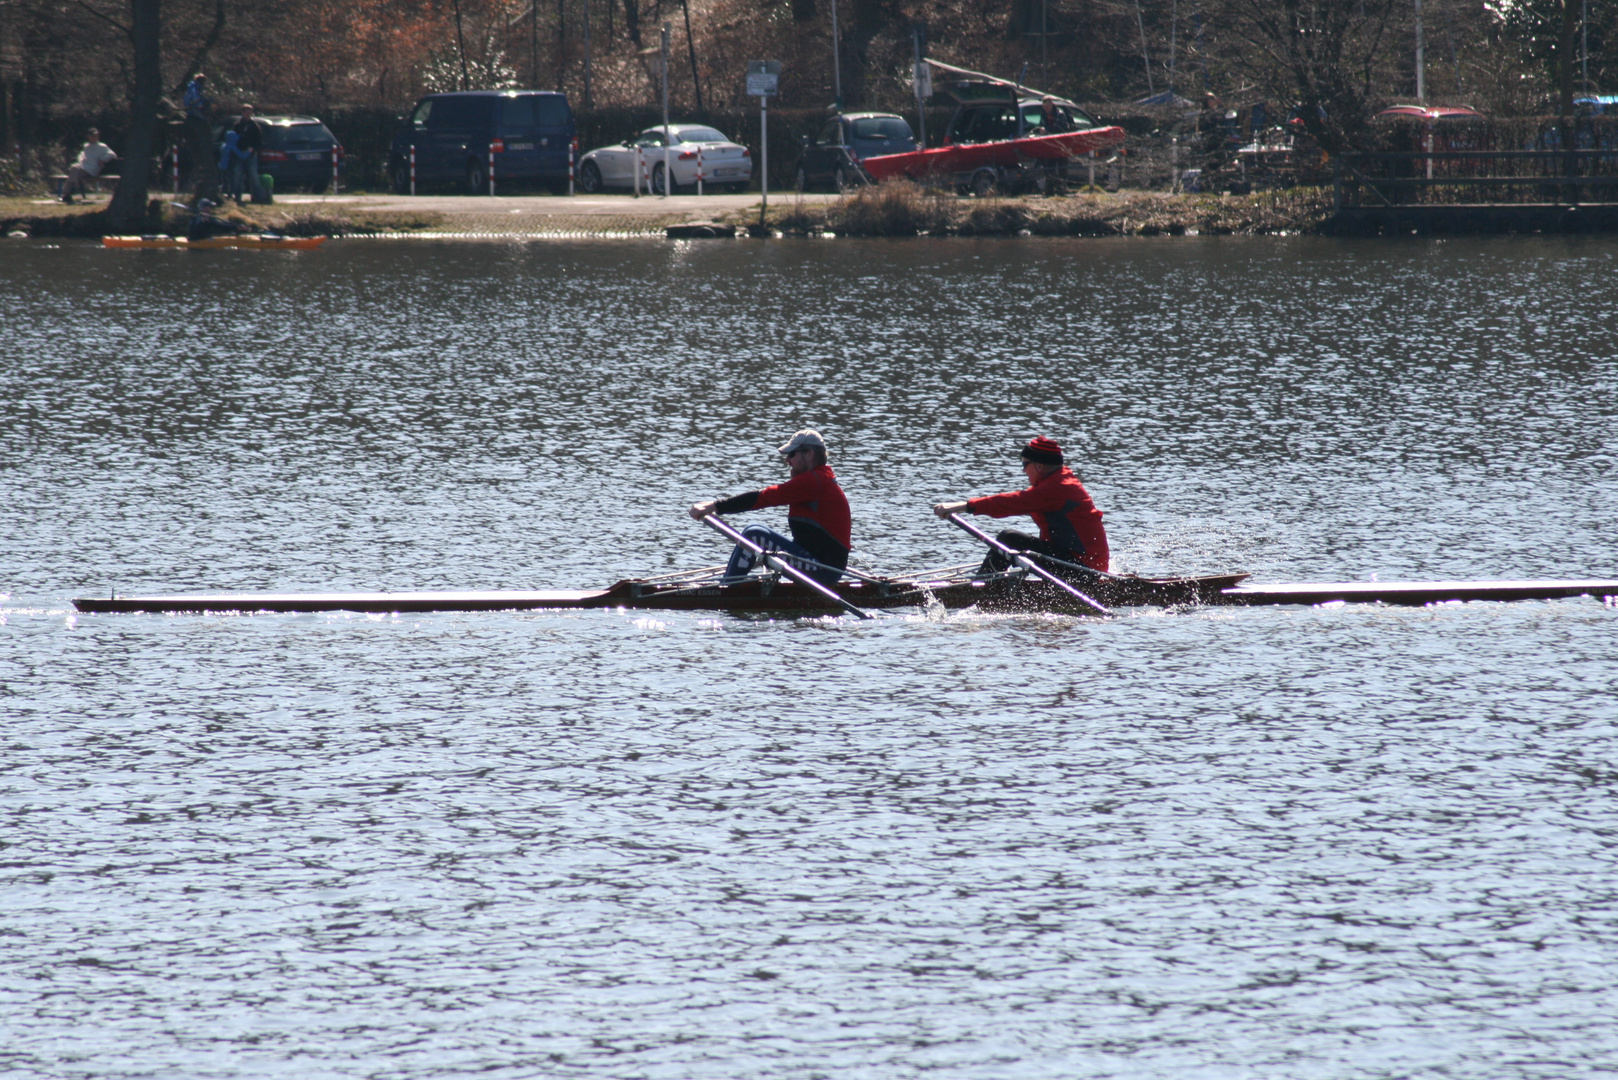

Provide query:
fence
left=1333, top=149, right=1618, bottom=210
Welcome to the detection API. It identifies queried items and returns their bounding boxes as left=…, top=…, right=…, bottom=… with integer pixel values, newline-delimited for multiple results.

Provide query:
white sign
left=914, top=62, right=932, bottom=99
left=747, top=60, right=781, bottom=97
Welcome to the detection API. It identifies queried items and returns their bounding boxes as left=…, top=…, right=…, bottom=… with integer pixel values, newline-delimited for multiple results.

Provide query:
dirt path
left=273, top=190, right=834, bottom=235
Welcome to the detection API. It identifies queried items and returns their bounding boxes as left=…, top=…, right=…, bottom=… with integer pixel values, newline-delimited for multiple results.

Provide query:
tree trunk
left=108, top=0, right=162, bottom=232
left=624, top=0, right=641, bottom=46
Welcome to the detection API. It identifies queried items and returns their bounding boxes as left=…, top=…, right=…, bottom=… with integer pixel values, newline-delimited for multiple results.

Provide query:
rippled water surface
left=3, top=235, right=1617, bottom=1079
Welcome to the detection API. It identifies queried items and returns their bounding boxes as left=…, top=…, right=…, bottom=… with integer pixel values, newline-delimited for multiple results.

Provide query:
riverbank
left=773, top=184, right=1334, bottom=236
left=1, top=185, right=1336, bottom=240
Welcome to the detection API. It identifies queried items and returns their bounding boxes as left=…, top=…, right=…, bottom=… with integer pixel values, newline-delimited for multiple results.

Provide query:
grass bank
left=759, top=183, right=1336, bottom=237
left=2, top=186, right=1335, bottom=240
left=0, top=196, right=444, bottom=239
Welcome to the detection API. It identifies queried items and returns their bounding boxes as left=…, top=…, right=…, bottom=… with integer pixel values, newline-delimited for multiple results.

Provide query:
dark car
left=943, top=96, right=1102, bottom=145
left=389, top=90, right=575, bottom=195
left=215, top=115, right=343, bottom=193
left=794, top=113, right=917, bottom=191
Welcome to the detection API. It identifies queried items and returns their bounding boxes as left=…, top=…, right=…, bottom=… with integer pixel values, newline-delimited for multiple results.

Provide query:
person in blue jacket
left=218, top=130, right=249, bottom=201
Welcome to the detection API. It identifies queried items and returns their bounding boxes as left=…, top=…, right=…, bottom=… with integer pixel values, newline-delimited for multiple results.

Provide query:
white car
left=576, top=124, right=752, bottom=194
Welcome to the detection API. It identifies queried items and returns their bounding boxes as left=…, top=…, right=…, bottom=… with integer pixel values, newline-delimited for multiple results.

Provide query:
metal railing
left=1333, top=149, right=1618, bottom=209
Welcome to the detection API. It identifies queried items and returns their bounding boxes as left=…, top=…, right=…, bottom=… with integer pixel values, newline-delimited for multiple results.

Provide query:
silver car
left=577, top=124, right=752, bottom=194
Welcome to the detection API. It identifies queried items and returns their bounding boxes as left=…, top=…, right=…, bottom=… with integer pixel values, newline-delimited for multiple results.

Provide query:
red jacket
left=714, top=464, right=852, bottom=563
left=967, top=467, right=1109, bottom=571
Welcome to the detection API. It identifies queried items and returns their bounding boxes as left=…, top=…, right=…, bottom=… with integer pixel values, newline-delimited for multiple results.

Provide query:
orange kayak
left=102, top=234, right=327, bottom=250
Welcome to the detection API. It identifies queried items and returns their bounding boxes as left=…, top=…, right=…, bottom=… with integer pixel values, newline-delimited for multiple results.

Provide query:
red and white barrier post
left=409, top=145, right=416, bottom=195
left=331, top=146, right=340, bottom=194
left=569, top=137, right=577, bottom=196
left=489, top=141, right=496, bottom=196
left=171, top=150, right=180, bottom=194
left=696, top=145, right=704, bottom=196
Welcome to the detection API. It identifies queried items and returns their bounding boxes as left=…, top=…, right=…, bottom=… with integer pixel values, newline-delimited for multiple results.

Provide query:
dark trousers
left=978, top=530, right=1077, bottom=576
left=725, top=524, right=844, bottom=586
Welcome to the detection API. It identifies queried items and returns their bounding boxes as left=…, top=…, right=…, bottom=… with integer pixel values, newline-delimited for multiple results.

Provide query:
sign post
left=912, top=26, right=931, bottom=149
left=661, top=24, right=671, bottom=197
left=746, top=61, right=780, bottom=232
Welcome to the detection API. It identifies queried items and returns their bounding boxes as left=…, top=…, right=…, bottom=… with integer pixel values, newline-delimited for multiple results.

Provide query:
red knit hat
left=1020, top=436, right=1064, bottom=466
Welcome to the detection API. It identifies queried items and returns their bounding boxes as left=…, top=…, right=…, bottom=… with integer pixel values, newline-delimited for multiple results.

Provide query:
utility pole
left=913, top=25, right=929, bottom=148
left=1042, top=0, right=1049, bottom=88
left=661, top=23, right=670, bottom=197
left=1415, top=0, right=1425, bottom=104
left=1135, top=2, right=1154, bottom=97
left=831, top=0, right=842, bottom=107
left=682, top=0, right=704, bottom=113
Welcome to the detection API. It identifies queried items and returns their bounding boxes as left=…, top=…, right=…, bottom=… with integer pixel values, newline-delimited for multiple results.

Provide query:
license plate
left=714, top=167, right=739, bottom=177
left=508, top=142, right=534, bottom=151
left=296, top=152, right=323, bottom=161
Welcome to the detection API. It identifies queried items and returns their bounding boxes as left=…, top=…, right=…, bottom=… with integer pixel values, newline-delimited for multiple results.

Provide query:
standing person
left=933, top=436, right=1109, bottom=574
left=689, top=429, right=853, bottom=586
left=217, top=130, right=248, bottom=201
left=232, top=104, right=266, bottom=202
left=181, top=73, right=217, bottom=200
left=184, top=73, right=210, bottom=120
left=61, top=128, right=117, bottom=203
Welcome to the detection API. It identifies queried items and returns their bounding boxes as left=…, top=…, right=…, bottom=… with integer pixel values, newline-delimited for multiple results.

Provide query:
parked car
left=215, top=114, right=343, bottom=193
left=793, top=113, right=917, bottom=191
left=942, top=96, right=1103, bottom=145
left=389, top=90, right=575, bottom=194
left=576, top=124, right=752, bottom=194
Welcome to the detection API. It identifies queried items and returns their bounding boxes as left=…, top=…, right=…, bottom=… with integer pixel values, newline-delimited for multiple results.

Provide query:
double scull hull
left=70, top=574, right=1618, bottom=616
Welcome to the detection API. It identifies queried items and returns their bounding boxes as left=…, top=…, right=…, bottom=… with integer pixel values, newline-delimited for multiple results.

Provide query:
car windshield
left=265, top=124, right=335, bottom=150
left=675, top=127, right=728, bottom=144
left=850, top=117, right=911, bottom=141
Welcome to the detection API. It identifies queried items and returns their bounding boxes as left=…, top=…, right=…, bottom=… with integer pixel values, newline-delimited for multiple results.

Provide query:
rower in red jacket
left=933, top=436, right=1109, bottom=574
left=690, top=429, right=853, bottom=585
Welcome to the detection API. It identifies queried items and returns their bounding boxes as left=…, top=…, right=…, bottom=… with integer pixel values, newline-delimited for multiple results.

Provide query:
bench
left=52, top=171, right=118, bottom=199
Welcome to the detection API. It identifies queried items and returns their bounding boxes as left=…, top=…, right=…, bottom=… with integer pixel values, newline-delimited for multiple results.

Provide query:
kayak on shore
left=102, top=234, right=327, bottom=250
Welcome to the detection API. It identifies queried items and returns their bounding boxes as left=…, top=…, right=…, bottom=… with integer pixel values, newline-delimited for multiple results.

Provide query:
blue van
left=389, top=90, right=575, bottom=194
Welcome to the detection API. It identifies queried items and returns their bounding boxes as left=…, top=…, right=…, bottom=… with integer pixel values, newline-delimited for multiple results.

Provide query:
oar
left=946, top=513, right=1112, bottom=616
left=701, top=513, right=873, bottom=620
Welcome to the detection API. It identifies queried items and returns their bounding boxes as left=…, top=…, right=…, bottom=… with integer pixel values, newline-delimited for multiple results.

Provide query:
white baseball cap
left=778, top=429, right=827, bottom=455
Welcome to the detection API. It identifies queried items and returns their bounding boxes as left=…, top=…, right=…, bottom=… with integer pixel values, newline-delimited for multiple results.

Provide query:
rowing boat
left=69, top=569, right=1618, bottom=616
left=102, top=234, right=327, bottom=250
left=70, top=566, right=1245, bottom=615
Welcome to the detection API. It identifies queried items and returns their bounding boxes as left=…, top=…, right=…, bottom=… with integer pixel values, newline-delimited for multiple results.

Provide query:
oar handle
left=947, top=513, right=1111, bottom=617
left=702, top=513, right=873, bottom=620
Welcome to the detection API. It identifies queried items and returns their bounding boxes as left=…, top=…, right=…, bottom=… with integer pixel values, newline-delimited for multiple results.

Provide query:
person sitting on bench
left=62, top=128, right=117, bottom=203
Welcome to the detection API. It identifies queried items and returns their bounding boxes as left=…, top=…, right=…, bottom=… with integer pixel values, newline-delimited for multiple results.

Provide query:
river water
left=3, top=235, right=1616, bottom=1079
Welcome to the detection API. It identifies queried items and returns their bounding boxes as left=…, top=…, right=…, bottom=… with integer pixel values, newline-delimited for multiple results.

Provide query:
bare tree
left=1215, top=0, right=1402, bottom=151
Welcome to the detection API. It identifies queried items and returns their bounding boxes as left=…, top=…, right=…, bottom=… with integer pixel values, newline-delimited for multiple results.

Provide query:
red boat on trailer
left=858, top=65, right=1126, bottom=194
